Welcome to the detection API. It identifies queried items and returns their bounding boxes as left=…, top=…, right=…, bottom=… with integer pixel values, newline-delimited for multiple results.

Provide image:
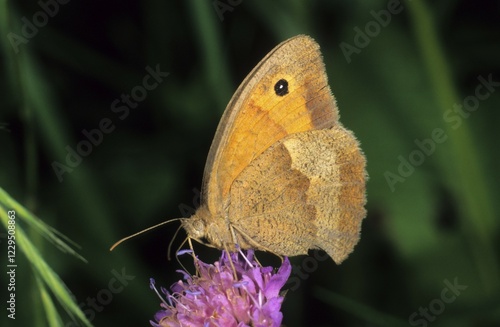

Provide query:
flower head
left=150, top=250, right=291, bottom=327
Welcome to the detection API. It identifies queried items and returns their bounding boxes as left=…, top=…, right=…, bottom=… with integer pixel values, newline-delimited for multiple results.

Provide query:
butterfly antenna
left=110, top=218, right=183, bottom=251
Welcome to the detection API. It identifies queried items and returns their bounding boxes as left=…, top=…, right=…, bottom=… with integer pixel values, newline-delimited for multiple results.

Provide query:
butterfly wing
left=201, top=35, right=339, bottom=216
left=229, top=126, right=366, bottom=263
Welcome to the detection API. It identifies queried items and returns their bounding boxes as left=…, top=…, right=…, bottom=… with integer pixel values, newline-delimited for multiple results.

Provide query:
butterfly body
left=182, top=35, right=366, bottom=264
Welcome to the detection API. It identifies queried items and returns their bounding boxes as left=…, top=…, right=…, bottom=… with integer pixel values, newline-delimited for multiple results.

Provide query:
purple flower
left=150, top=250, right=291, bottom=327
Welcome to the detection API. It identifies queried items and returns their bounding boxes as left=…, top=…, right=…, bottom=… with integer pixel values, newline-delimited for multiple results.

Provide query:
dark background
left=1, top=0, right=499, bottom=326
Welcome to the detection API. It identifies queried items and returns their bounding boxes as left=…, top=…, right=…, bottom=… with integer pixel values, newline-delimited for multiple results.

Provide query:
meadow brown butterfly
left=180, top=35, right=367, bottom=264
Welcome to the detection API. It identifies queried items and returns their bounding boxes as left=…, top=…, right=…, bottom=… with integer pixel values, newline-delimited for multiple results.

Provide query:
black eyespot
left=274, top=79, right=289, bottom=96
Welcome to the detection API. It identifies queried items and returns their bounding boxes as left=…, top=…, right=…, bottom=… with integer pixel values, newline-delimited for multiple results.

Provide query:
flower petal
left=150, top=251, right=290, bottom=327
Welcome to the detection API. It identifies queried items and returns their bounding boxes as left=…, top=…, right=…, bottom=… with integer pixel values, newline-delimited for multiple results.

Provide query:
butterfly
left=178, top=35, right=367, bottom=264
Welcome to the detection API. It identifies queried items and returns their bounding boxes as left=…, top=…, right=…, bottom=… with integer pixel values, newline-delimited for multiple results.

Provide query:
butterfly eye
left=274, top=79, right=289, bottom=96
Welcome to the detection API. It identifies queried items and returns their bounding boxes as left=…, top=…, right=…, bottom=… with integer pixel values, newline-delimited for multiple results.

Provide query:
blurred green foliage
left=1, top=0, right=499, bottom=326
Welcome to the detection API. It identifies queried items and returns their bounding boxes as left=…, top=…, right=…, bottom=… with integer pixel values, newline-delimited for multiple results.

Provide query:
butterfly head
left=181, top=213, right=206, bottom=241
left=182, top=205, right=238, bottom=252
